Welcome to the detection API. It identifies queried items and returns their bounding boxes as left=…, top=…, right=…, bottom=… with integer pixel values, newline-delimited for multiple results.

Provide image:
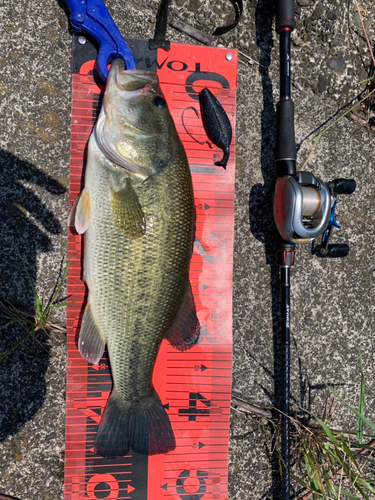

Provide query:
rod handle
left=275, top=100, right=296, bottom=177
left=276, top=0, right=295, bottom=32
left=331, top=178, right=356, bottom=195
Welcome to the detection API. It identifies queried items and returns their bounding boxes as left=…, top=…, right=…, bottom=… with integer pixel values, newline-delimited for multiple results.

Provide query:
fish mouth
left=110, top=59, right=159, bottom=98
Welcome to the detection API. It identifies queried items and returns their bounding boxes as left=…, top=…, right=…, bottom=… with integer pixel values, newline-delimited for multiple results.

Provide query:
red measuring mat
left=64, top=38, right=237, bottom=500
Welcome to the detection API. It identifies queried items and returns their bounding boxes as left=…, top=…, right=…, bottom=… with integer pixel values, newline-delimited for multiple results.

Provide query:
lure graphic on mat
left=200, top=87, right=232, bottom=169
left=69, top=59, right=200, bottom=458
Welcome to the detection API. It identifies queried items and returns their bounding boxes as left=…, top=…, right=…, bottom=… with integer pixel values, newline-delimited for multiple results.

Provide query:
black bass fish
left=70, top=59, right=200, bottom=458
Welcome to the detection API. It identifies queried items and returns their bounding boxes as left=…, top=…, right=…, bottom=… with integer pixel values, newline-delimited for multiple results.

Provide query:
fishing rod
left=273, top=0, right=356, bottom=498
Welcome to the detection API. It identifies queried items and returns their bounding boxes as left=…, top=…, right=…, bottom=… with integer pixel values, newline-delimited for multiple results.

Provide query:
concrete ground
left=0, top=0, right=375, bottom=499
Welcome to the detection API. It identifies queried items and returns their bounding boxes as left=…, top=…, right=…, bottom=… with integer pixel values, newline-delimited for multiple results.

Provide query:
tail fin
left=215, top=148, right=229, bottom=169
left=94, top=389, right=176, bottom=458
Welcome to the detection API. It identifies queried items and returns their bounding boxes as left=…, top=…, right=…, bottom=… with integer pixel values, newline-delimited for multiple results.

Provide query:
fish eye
left=154, top=96, right=166, bottom=109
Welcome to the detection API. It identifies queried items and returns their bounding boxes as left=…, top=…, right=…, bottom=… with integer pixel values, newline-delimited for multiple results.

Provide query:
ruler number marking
left=178, top=392, right=211, bottom=421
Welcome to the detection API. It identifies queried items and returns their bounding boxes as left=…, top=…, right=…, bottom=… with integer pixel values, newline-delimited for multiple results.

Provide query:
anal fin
left=165, top=282, right=200, bottom=351
left=78, top=303, right=105, bottom=364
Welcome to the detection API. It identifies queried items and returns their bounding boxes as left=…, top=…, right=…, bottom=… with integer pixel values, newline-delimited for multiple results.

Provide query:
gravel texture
left=0, top=0, right=375, bottom=499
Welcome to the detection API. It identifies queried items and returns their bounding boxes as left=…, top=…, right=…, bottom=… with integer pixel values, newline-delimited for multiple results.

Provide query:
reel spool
left=273, top=173, right=356, bottom=255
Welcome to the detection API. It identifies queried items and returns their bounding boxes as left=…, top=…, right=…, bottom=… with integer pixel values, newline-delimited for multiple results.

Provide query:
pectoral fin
left=69, top=188, right=91, bottom=234
left=111, top=179, right=146, bottom=238
left=165, top=282, right=200, bottom=351
left=78, top=303, right=106, bottom=364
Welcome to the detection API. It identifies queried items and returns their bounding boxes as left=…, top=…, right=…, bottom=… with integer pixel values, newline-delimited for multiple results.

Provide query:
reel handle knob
left=331, top=178, right=356, bottom=195
left=320, top=244, right=349, bottom=258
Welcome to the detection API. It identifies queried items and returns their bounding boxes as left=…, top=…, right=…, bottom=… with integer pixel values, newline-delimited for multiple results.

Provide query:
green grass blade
left=353, top=453, right=375, bottom=466
left=0, top=333, right=32, bottom=362
left=351, top=476, right=375, bottom=494
left=290, top=470, right=325, bottom=496
left=309, top=465, right=322, bottom=493
left=0, top=313, right=15, bottom=320
left=315, top=416, right=341, bottom=446
left=351, top=482, right=369, bottom=500
left=322, top=440, right=331, bottom=463
left=305, top=455, right=312, bottom=478
left=322, top=467, right=337, bottom=496
left=333, top=486, right=365, bottom=500
left=331, top=443, right=348, bottom=471
left=44, top=258, right=70, bottom=316
left=358, top=353, right=365, bottom=445
left=327, top=387, right=375, bottom=435
left=19, top=253, right=37, bottom=295
left=325, top=444, right=369, bottom=497
left=331, top=444, right=375, bottom=497
left=34, top=293, right=43, bottom=318
left=358, top=76, right=375, bottom=84
left=305, top=447, right=325, bottom=494
left=53, top=301, right=75, bottom=308
left=339, top=435, right=361, bottom=473
left=18, top=252, right=43, bottom=318
left=288, top=472, right=311, bottom=490
left=0, top=317, right=18, bottom=327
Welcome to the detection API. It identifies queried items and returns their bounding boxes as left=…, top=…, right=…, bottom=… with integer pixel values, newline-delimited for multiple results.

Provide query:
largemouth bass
left=70, top=59, right=200, bottom=458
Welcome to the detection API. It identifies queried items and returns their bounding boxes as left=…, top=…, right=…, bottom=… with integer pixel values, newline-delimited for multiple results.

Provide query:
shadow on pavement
left=0, top=149, right=65, bottom=441
left=249, top=0, right=283, bottom=497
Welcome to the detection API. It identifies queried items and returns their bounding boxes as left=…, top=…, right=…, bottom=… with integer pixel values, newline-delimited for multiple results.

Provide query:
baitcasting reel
left=273, top=172, right=356, bottom=257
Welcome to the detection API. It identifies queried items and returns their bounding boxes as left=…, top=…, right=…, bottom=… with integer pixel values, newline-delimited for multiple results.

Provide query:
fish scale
left=86, top=151, right=193, bottom=400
